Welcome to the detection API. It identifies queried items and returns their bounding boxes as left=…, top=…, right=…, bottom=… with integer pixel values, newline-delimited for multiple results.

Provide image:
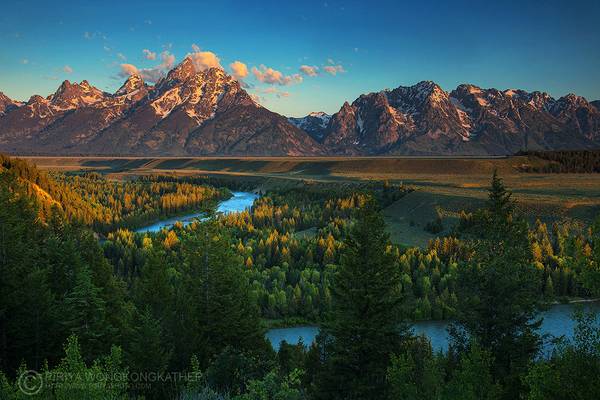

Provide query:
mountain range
left=1, top=56, right=599, bottom=156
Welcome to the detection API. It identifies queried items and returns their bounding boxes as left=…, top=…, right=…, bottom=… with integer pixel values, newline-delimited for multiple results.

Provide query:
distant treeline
left=517, top=150, right=600, bottom=173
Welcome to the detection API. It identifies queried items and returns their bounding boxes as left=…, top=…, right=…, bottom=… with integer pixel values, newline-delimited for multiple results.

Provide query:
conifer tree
left=127, top=307, right=172, bottom=399
left=316, top=197, right=407, bottom=399
left=453, top=172, right=542, bottom=399
left=175, top=221, right=266, bottom=368
left=61, top=267, right=109, bottom=362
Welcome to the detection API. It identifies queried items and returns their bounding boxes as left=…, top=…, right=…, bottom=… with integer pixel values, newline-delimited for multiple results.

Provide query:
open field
left=21, top=155, right=600, bottom=247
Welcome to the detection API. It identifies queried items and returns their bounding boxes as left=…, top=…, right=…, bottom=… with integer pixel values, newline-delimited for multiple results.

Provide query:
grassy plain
left=22, top=155, right=600, bottom=247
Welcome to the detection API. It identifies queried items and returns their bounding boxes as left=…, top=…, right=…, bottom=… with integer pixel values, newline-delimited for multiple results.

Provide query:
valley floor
left=22, top=155, right=600, bottom=247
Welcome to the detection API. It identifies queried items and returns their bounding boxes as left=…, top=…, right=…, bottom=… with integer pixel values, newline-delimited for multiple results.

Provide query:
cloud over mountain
left=252, top=65, right=302, bottom=85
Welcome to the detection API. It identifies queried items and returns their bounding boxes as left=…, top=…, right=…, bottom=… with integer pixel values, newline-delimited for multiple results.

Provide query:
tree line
left=517, top=150, right=600, bottom=173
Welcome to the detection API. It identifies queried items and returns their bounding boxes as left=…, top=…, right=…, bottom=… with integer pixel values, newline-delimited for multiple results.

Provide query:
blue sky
left=1, top=0, right=599, bottom=117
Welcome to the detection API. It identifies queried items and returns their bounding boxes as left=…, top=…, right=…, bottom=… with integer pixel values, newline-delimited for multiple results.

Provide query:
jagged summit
left=162, top=56, right=197, bottom=84
left=49, top=80, right=106, bottom=110
left=115, top=74, right=145, bottom=96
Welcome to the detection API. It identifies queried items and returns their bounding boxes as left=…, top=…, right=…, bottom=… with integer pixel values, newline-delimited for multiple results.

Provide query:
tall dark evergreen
left=61, top=266, right=110, bottom=362
left=316, top=197, right=408, bottom=400
left=174, top=221, right=266, bottom=369
left=487, top=169, right=514, bottom=218
left=452, top=172, right=542, bottom=399
left=126, top=307, right=172, bottom=399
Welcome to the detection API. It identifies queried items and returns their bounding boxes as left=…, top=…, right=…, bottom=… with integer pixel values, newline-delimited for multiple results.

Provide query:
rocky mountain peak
left=558, top=93, right=589, bottom=107
left=164, top=56, right=196, bottom=84
left=339, top=101, right=354, bottom=112
left=0, top=92, right=21, bottom=115
left=0, top=92, right=14, bottom=105
left=115, top=74, right=145, bottom=96
left=27, top=94, right=47, bottom=104
left=50, top=80, right=105, bottom=109
left=384, top=81, right=450, bottom=112
left=414, top=80, right=442, bottom=93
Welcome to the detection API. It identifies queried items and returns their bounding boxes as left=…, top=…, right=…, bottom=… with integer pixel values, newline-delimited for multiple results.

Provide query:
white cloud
left=21, top=58, right=29, bottom=64
left=299, top=65, right=319, bottom=77
left=143, top=49, right=157, bottom=60
left=323, top=64, right=346, bottom=75
left=117, top=53, right=126, bottom=61
left=119, top=64, right=139, bottom=76
left=262, top=87, right=291, bottom=98
left=118, top=50, right=175, bottom=82
left=63, top=65, right=73, bottom=74
left=229, top=61, right=249, bottom=80
left=251, top=65, right=302, bottom=86
left=187, top=44, right=221, bottom=71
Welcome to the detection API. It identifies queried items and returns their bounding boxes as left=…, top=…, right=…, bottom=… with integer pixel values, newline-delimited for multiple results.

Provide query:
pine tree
left=61, top=267, right=109, bottom=362
left=316, top=197, right=408, bottom=399
left=175, top=221, right=266, bottom=368
left=453, top=172, right=542, bottom=399
left=135, top=248, right=175, bottom=321
left=127, top=307, right=172, bottom=399
left=487, top=169, right=514, bottom=219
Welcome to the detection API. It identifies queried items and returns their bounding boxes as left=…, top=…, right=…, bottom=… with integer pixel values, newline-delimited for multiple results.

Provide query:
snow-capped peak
left=165, top=56, right=196, bottom=83
left=115, top=74, right=144, bottom=96
left=289, top=111, right=331, bottom=128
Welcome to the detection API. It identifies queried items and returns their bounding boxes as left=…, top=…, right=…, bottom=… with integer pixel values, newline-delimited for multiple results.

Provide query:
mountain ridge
left=313, top=81, right=600, bottom=155
left=1, top=60, right=599, bottom=156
